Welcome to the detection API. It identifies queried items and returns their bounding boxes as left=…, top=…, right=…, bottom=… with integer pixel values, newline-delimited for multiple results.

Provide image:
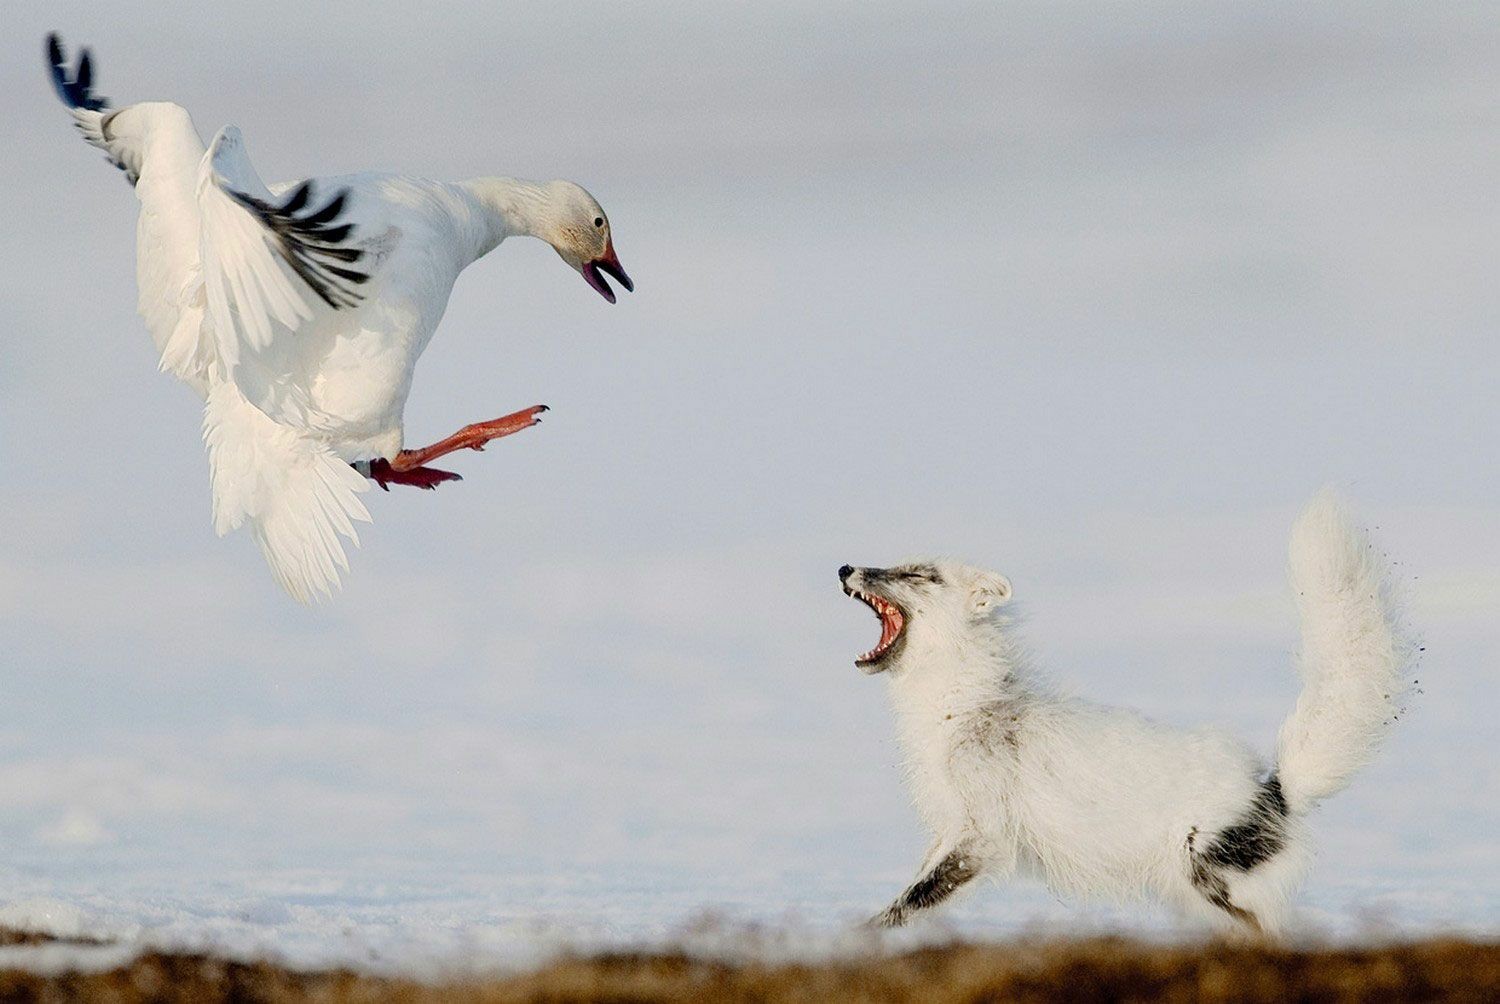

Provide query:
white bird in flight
left=47, top=34, right=632, bottom=602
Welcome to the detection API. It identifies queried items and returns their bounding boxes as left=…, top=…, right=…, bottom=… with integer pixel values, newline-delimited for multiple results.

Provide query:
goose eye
left=593, top=217, right=604, bottom=228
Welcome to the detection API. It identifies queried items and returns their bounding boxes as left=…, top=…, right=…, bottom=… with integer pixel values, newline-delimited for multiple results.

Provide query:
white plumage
left=840, top=491, right=1415, bottom=937
left=48, top=35, right=632, bottom=601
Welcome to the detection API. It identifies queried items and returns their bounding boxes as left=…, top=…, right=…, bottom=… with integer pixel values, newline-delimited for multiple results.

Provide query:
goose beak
left=582, top=240, right=633, bottom=303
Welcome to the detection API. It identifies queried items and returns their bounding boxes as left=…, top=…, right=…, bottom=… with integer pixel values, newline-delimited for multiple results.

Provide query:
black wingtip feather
left=314, top=245, right=364, bottom=263
left=45, top=32, right=110, bottom=112
left=46, top=33, right=73, bottom=106
left=311, top=223, right=353, bottom=244
left=300, top=193, right=346, bottom=227
left=281, top=182, right=311, bottom=214
left=324, top=264, right=369, bottom=284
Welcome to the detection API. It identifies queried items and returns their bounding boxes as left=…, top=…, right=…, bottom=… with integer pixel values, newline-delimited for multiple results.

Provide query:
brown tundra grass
left=1, top=930, right=1497, bottom=1003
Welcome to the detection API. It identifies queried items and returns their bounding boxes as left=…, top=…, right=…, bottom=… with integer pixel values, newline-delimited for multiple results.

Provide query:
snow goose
left=46, top=34, right=633, bottom=602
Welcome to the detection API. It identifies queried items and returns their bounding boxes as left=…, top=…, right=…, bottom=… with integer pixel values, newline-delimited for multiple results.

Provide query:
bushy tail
left=203, top=381, right=372, bottom=603
left=1275, top=490, right=1414, bottom=815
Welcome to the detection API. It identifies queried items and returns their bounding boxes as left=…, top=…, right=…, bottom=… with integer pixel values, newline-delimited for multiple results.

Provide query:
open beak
left=582, top=239, right=633, bottom=304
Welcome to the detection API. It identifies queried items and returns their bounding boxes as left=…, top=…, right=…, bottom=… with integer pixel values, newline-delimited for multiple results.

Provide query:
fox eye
left=593, top=217, right=604, bottom=228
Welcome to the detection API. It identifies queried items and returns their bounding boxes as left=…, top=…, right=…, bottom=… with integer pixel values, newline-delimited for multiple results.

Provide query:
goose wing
left=49, top=33, right=216, bottom=388
left=46, top=33, right=140, bottom=184
left=47, top=34, right=371, bottom=392
left=49, top=33, right=377, bottom=602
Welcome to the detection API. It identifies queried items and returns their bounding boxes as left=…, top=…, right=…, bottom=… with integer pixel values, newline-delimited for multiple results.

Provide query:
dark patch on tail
left=46, top=33, right=110, bottom=111
left=1188, top=842, right=1263, bottom=932
left=1185, top=774, right=1289, bottom=930
left=1201, top=774, right=1289, bottom=872
left=227, top=182, right=370, bottom=310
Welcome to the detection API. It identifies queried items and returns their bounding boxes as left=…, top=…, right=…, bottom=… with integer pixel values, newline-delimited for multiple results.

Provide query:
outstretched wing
left=49, top=32, right=218, bottom=390
left=47, top=32, right=144, bottom=186
left=50, top=32, right=379, bottom=602
left=198, top=126, right=371, bottom=366
left=227, top=180, right=370, bottom=312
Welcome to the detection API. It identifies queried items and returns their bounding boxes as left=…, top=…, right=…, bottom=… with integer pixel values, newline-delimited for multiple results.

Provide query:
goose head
left=539, top=180, right=633, bottom=303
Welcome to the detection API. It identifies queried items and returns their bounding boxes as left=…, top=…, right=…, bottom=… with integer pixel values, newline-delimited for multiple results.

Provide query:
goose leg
left=363, top=460, right=462, bottom=491
left=353, top=405, right=548, bottom=491
left=392, top=404, right=549, bottom=469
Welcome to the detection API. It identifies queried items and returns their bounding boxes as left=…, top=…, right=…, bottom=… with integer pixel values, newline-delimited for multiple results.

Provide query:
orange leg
left=365, top=460, right=462, bottom=491
left=362, top=404, right=548, bottom=491
left=390, top=404, right=548, bottom=471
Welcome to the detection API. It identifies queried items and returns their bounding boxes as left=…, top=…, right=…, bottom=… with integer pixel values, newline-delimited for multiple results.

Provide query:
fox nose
left=838, top=564, right=855, bottom=582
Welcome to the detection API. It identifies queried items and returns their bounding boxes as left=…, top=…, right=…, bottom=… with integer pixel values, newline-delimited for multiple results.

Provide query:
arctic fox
left=839, top=492, right=1413, bottom=936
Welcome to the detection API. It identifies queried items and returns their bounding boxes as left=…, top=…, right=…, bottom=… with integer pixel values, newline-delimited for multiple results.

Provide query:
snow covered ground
left=2, top=0, right=1497, bottom=977
left=1, top=523, right=1494, bottom=975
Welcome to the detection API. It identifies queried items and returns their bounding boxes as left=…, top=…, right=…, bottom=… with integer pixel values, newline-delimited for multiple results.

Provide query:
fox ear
left=969, top=571, right=1012, bottom=612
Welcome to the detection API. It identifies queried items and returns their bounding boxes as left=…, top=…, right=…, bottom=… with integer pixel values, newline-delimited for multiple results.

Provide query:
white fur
left=1277, top=491, right=1413, bottom=814
left=846, top=492, right=1413, bottom=937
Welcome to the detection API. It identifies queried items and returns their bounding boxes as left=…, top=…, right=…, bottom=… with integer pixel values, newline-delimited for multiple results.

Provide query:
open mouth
left=582, top=246, right=634, bottom=303
left=843, top=584, right=907, bottom=669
